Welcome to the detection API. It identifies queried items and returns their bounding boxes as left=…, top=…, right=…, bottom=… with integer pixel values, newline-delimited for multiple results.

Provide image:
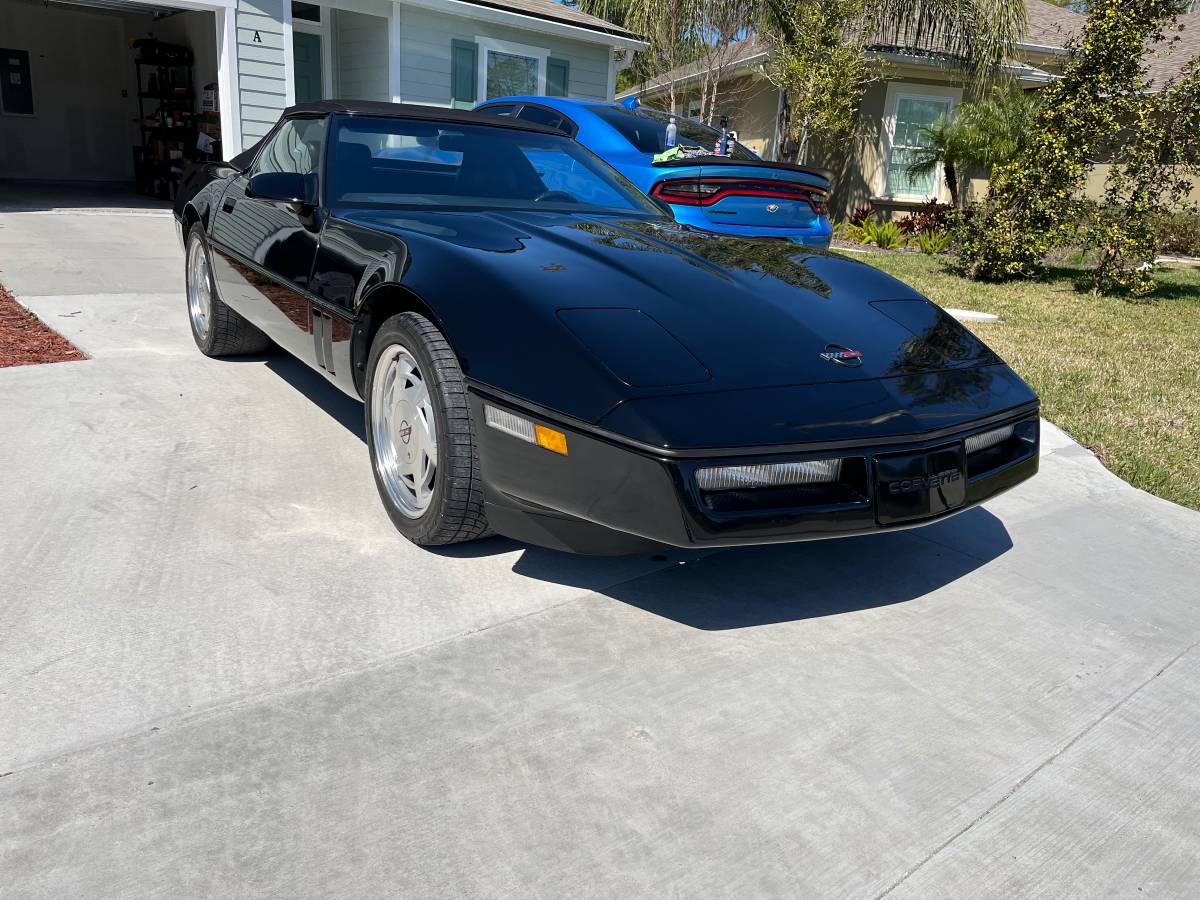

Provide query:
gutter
left=1015, top=41, right=1071, bottom=57
left=399, top=0, right=647, bottom=51
left=617, top=51, right=769, bottom=99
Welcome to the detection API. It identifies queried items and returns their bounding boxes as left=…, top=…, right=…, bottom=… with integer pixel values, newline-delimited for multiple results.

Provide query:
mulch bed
left=0, top=282, right=86, bottom=368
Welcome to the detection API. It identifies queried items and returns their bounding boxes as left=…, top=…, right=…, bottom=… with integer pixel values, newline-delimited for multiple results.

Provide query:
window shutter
left=451, top=40, right=478, bottom=107
left=546, top=58, right=570, bottom=98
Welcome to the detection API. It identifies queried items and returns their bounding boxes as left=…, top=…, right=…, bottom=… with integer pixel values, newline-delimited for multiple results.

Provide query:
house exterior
left=0, top=0, right=642, bottom=184
left=247, top=0, right=645, bottom=154
left=618, top=1, right=1087, bottom=219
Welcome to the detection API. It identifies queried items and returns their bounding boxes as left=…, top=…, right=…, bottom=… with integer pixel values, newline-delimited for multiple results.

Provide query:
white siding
left=395, top=5, right=612, bottom=105
left=236, top=0, right=288, bottom=143
left=229, top=0, right=618, bottom=148
left=334, top=9, right=390, bottom=101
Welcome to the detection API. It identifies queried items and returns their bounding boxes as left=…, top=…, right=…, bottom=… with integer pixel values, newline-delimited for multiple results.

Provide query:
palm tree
left=861, top=0, right=1029, bottom=75
left=580, top=0, right=1032, bottom=101
left=959, top=82, right=1043, bottom=171
left=905, top=114, right=970, bottom=206
left=764, top=0, right=1029, bottom=75
left=905, top=83, right=1042, bottom=206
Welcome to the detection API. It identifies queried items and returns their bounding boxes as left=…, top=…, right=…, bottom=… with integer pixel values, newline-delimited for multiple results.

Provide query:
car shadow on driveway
left=518, top=507, right=1013, bottom=630
left=266, top=354, right=366, bottom=440
left=261, top=348, right=1014, bottom=629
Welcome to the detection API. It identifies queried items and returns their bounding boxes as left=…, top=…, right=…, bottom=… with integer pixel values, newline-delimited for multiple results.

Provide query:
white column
left=282, top=0, right=296, bottom=105
left=389, top=2, right=403, bottom=103
left=215, top=6, right=243, bottom=157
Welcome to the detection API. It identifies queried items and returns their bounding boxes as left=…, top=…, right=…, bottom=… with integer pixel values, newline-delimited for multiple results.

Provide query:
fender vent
left=312, top=309, right=335, bottom=374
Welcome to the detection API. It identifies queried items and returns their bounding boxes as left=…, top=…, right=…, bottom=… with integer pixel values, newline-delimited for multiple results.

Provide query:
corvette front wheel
left=365, top=312, right=489, bottom=546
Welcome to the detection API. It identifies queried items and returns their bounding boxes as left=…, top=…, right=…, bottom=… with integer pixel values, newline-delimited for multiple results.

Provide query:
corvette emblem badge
left=820, top=345, right=863, bottom=367
left=766, top=203, right=780, bottom=213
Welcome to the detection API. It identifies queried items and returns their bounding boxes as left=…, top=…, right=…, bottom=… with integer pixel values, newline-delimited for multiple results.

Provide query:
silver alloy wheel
left=186, top=233, right=213, bottom=340
left=371, top=344, right=438, bottom=518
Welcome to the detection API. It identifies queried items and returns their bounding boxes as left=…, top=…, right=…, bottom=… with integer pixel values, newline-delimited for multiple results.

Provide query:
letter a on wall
left=253, top=31, right=262, bottom=43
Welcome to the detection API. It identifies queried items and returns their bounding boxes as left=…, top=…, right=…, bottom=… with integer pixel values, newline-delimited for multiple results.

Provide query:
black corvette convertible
left=174, top=100, right=1038, bottom=554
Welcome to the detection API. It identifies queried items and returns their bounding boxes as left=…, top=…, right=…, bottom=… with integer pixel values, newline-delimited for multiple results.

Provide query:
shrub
left=862, top=219, right=904, bottom=249
left=917, top=230, right=953, bottom=255
left=849, top=203, right=873, bottom=227
left=898, top=200, right=954, bottom=235
left=1154, top=208, right=1200, bottom=258
left=1087, top=52, right=1200, bottom=295
left=956, top=0, right=1188, bottom=283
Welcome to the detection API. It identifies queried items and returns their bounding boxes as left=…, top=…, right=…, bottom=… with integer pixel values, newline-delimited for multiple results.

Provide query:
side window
left=481, top=103, right=517, bottom=117
left=252, top=117, right=326, bottom=177
left=515, top=105, right=568, bottom=133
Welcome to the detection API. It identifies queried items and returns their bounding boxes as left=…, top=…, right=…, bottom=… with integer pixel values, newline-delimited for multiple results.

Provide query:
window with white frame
left=885, top=88, right=958, bottom=198
left=476, top=37, right=548, bottom=102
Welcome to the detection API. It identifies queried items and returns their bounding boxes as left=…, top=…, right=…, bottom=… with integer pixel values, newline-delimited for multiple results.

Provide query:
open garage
left=0, top=0, right=235, bottom=200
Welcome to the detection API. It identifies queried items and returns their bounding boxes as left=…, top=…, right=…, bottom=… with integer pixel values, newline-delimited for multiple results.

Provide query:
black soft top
left=230, top=100, right=561, bottom=171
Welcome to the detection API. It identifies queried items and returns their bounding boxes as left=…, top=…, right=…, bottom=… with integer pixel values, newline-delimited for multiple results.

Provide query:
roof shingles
left=1145, top=10, right=1200, bottom=89
left=463, top=0, right=639, bottom=40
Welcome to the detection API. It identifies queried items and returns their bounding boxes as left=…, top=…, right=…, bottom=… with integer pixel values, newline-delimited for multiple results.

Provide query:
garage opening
left=0, top=0, right=223, bottom=201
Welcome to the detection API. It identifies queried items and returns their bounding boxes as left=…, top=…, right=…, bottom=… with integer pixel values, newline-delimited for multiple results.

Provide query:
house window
left=475, top=37, right=549, bottom=103
left=487, top=51, right=538, bottom=98
left=292, top=1, right=320, bottom=22
left=1, top=48, right=34, bottom=116
left=885, top=91, right=956, bottom=198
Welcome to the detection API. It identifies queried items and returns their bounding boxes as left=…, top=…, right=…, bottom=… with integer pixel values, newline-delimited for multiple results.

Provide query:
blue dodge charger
left=475, top=96, right=833, bottom=248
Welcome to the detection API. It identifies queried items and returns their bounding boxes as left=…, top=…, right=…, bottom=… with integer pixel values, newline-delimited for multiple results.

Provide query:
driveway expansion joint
left=873, top=639, right=1199, bottom=898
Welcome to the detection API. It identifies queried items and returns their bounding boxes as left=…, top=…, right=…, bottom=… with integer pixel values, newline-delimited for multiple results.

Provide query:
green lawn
left=856, top=252, right=1200, bottom=511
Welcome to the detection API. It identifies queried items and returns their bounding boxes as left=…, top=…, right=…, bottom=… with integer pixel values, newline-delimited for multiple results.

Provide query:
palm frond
left=864, top=0, right=1026, bottom=74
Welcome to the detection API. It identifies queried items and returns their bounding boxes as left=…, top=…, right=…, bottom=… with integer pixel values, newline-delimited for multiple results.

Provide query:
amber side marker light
left=484, top=404, right=568, bottom=455
left=534, top=424, right=569, bottom=456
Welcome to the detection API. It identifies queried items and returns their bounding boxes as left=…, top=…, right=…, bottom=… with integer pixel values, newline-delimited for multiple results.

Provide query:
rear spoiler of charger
left=651, top=155, right=834, bottom=184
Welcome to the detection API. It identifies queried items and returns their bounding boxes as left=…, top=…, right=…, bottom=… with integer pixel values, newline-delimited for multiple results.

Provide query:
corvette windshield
left=330, top=117, right=658, bottom=214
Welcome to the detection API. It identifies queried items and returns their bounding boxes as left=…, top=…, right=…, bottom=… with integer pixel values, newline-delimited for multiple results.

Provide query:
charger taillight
left=651, top=177, right=826, bottom=212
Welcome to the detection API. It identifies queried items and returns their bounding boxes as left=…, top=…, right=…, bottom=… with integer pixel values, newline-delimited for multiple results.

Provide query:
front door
left=293, top=31, right=323, bottom=103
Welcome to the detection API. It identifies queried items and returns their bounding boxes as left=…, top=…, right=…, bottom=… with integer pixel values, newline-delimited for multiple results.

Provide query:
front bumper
left=471, top=390, right=1039, bottom=554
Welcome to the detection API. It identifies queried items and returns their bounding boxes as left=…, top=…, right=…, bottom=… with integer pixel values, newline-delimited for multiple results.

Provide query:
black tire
left=365, top=312, right=489, bottom=546
left=184, top=223, right=272, bottom=357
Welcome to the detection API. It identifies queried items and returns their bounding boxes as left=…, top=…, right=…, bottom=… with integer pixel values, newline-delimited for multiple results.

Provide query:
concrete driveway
left=2, top=197, right=1198, bottom=899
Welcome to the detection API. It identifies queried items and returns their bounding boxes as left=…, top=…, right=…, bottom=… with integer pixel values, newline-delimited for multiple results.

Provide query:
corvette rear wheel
left=185, top=223, right=271, bottom=357
left=366, top=312, right=489, bottom=546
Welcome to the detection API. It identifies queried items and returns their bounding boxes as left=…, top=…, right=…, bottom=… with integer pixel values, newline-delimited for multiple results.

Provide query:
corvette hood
left=344, top=209, right=1007, bottom=424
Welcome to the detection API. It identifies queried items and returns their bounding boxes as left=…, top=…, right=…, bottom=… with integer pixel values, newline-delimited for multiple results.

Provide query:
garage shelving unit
left=133, top=42, right=196, bottom=201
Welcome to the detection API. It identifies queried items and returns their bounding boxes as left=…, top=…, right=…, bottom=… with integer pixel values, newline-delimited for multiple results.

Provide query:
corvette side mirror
left=247, top=171, right=311, bottom=208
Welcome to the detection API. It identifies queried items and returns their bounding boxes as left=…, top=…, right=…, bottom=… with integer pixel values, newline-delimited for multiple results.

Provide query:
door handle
left=222, top=198, right=236, bottom=213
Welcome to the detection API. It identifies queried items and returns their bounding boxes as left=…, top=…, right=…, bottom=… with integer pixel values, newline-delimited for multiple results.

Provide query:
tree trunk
left=945, top=164, right=960, bottom=208
left=797, top=120, right=810, bottom=164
